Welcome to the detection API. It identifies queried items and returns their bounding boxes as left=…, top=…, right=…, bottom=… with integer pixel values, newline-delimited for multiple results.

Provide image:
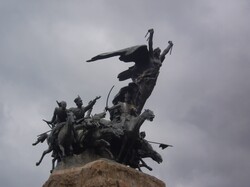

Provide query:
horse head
left=66, top=111, right=75, bottom=125
left=142, top=109, right=155, bottom=121
left=151, top=151, right=163, bottom=164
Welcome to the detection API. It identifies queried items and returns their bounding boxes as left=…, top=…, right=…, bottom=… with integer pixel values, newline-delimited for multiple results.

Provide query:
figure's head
left=153, top=47, right=161, bottom=58
left=60, top=101, right=67, bottom=110
left=74, top=96, right=83, bottom=107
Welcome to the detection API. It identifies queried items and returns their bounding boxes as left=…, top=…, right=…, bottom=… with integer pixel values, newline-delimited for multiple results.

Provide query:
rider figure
left=47, top=101, right=68, bottom=126
left=70, top=95, right=101, bottom=121
left=106, top=91, right=137, bottom=124
left=44, top=101, right=68, bottom=144
left=69, top=95, right=101, bottom=145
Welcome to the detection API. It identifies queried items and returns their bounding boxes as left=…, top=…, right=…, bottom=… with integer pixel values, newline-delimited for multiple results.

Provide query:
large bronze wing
left=87, top=45, right=149, bottom=81
left=87, top=45, right=148, bottom=63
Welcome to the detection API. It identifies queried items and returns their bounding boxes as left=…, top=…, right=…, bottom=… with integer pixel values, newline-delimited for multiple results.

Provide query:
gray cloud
left=0, top=0, right=250, bottom=187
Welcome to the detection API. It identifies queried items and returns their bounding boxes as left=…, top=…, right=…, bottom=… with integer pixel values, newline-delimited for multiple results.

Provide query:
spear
left=147, top=140, right=173, bottom=150
left=37, top=130, right=51, bottom=137
left=42, top=119, right=53, bottom=129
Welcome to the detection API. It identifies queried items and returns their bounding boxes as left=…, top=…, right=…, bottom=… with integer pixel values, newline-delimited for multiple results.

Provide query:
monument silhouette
left=33, top=29, right=173, bottom=187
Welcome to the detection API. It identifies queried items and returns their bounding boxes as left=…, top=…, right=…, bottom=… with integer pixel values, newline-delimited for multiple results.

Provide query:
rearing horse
left=117, top=109, right=155, bottom=163
left=57, top=111, right=76, bottom=157
left=35, top=112, right=76, bottom=171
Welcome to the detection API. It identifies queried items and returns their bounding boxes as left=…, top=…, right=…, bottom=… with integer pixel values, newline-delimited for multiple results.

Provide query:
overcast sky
left=0, top=0, right=250, bottom=186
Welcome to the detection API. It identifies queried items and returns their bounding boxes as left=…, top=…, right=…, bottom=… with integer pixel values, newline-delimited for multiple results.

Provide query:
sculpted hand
left=148, top=28, right=154, bottom=34
left=92, top=96, right=101, bottom=104
left=168, top=41, right=173, bottom=46
left=95, top=96, right=101, bottom=100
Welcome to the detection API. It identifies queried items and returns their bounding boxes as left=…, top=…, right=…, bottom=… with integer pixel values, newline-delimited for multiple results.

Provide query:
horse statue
left=34, top=131, right=60, bottom=172
left=35, top=111, right=76, bottom=172
left=57, top=111, right=76, bottom=157
left=76, top=111, right=123, bottom=159
left=116, top=109, right=155, bottom=164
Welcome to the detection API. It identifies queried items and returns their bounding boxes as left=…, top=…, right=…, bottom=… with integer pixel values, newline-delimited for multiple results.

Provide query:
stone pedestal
left=43, top=159, right=166, bottom=187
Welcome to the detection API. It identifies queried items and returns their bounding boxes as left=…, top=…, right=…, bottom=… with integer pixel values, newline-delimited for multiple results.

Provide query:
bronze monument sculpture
left=33, top=29, right=173, bottom=174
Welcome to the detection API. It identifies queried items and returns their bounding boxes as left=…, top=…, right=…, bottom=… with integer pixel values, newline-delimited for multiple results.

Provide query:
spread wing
left=86, top=45, right=148, bottom=64
left=87, top=45, right=149, bottom=81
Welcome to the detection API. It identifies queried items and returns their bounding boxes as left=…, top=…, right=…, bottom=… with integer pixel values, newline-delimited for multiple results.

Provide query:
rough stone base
left=54, top=149, right=112, bottom=171
left=43, top=159, right=166, bottom=187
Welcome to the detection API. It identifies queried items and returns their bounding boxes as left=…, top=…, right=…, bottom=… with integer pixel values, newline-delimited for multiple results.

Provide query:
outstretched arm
left=160, top=41, right=173, bottom=62
left=105, top=102, right=121, bottom=111
left=84, top=96, right=101, bottom=112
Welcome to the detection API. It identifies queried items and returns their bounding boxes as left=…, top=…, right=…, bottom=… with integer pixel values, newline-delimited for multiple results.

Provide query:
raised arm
left=84, top=96, right=101, bottom=112
left=146, top=29, right=154, bottom=54
left=160, top=41, right=173, bottom=62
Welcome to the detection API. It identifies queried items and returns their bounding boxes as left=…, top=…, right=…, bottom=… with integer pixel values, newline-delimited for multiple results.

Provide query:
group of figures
left=33, top=29, right=173, bottom=173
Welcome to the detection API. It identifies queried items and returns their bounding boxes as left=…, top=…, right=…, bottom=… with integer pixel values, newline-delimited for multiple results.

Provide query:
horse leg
left=94, top=139, right=110, bottom=147
left=50, top=156, right=57, bottom=173
left=103, top=148, right=114, bottom=159
left=139, top=158, right=152, bottom=171
left=58, top=144, right=66, bottom=158
left=66, top=134, right=74, bottom=156
left=32, top=134, right=48, bottom=146
left=138, top=165, right=142, bottom=172
left=36, top=146, right=52, bottom=166
left=117, top=135, right=128, bottom=163
left=32, top=139, right=40, bottom=146
left=119, top=135, right=136, bottom=164
left=64, top=145, right=73, bottom=157
left=93, top=139, right=114, bottom=159
left=98, top=142, right=113, bottom=159
left=50, top=158, right=55, bottom=173
left=69, top=145, right=74, bottom=156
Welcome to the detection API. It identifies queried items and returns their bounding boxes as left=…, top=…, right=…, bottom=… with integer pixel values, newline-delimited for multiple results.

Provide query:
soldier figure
left=70, top=95, right=101, bottom=121
left=42, top=101, right=69, bottom=146
left=45, top=101, right=68, bottom=127
left=106, top=91, right=137, bottom=124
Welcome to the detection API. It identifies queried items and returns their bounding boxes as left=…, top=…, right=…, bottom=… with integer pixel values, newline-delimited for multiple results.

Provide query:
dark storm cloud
left=0, top=0, right=250, bottom=187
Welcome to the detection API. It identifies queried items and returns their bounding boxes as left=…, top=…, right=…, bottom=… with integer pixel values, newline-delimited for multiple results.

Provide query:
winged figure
left=87, top=29, right=173, bottom=114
